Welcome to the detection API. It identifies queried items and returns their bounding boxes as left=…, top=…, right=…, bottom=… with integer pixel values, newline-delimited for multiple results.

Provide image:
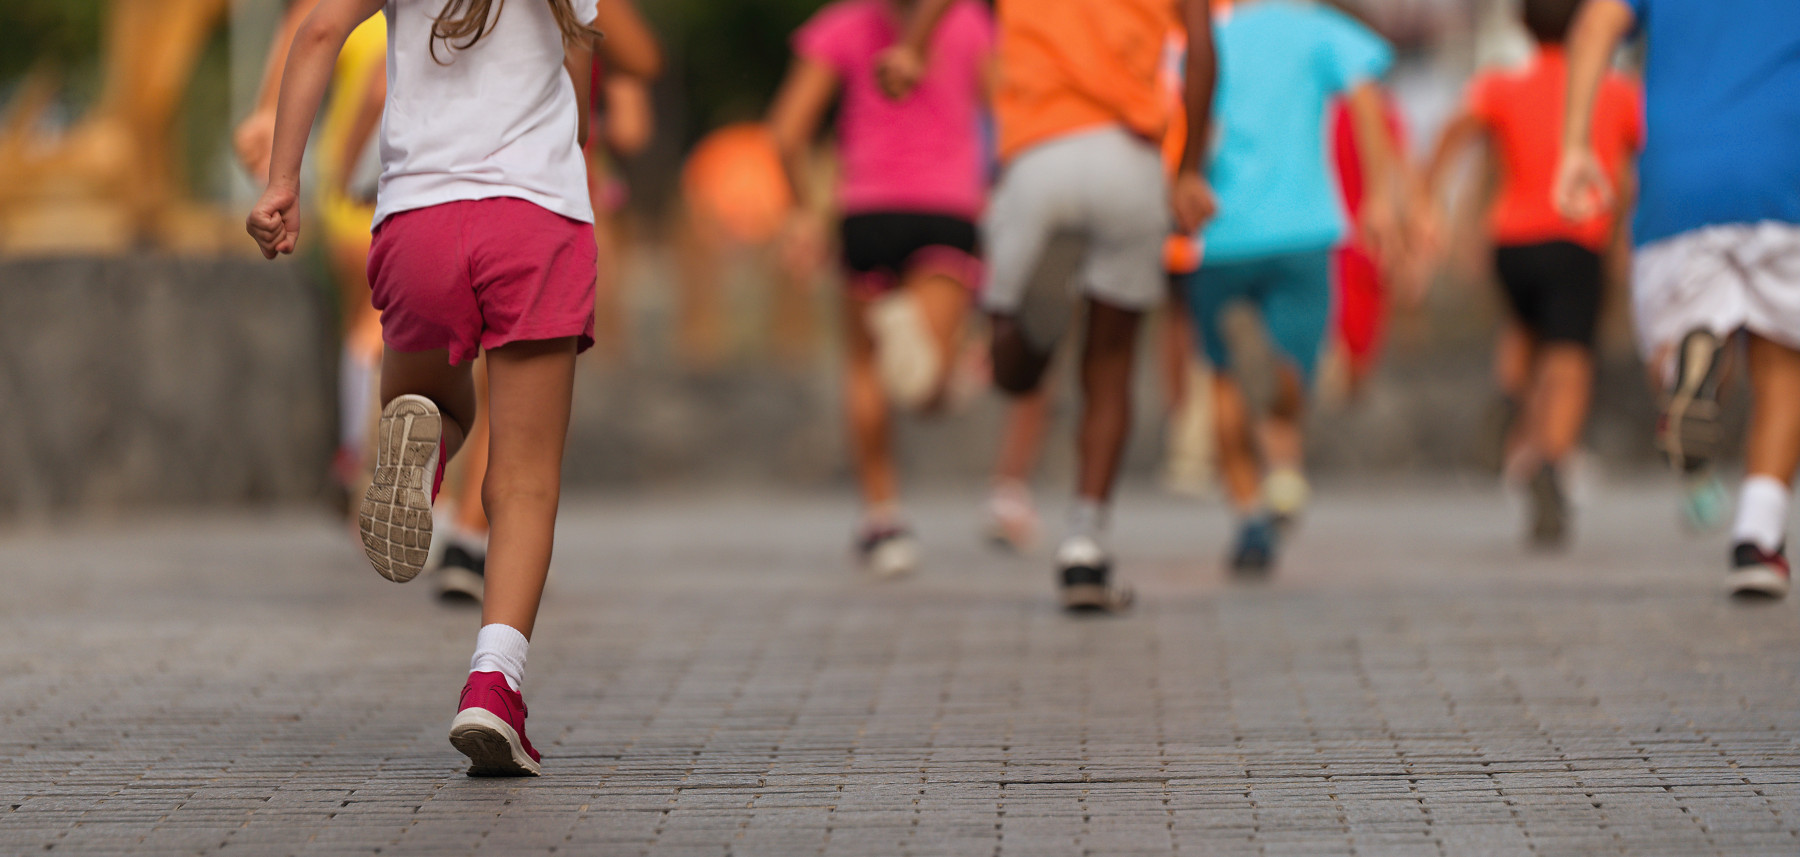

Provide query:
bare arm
left=246, top=0, right=385, bottom=258
left=592, top=0, right=662, bottom=80
left=1554, top=0, right=1635, bottom=219
left=1169, top=0, right=1220, bottom=234
left=1421, top=110, right=1486, bottom=213
left=875, top=0, right=958, bottom=99
left=1344, top=81, right=1411, bottom=265
left=765, top=56, right=840, bottom=210
left=235, top=0, right=328, bottom=179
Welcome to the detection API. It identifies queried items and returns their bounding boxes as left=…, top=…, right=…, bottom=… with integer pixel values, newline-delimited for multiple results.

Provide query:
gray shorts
left=982, top=125, right=1170, bottom=320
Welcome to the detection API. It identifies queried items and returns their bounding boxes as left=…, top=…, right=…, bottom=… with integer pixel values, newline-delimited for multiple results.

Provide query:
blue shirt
left=1623, top=0, right=1800, bottom=245
left=1201, top=0, right=1392, bottom=262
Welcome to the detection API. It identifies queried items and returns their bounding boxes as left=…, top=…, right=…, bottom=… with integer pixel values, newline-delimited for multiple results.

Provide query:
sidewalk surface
left=1, top=481, right=1795, bottom=856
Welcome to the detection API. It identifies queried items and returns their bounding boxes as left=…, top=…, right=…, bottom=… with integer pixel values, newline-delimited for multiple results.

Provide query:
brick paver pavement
left=1, top=481, right=1795, bottom=856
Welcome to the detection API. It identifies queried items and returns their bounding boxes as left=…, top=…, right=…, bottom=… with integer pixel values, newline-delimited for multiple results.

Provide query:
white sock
left=1068, top=499, right=1109, bottom=545
left=470, top=623, right=529, bottom=691
left=1731, top=474, right=1790, bottom=553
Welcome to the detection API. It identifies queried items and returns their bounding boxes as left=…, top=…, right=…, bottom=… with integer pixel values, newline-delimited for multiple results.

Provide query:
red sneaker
left=449, top=671, right=542, bottom=776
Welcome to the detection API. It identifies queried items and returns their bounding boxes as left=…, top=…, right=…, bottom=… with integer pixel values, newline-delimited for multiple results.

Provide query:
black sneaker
left=856, top=525, right=919, bottom=578
left=1728, top=542, right=1791, bottom=599
left=1659, top=329, right=1728, bottom=472
left=435, top=543, right=486, bottom=604
left=1056, top=536, right=1132, bottom=613
left=1228, top=515, right=1278, bottom=578
left=1527, top=463, right=1569, bottom=549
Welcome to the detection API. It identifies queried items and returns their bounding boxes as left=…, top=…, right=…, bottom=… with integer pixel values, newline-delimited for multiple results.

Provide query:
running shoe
left=434, top=543, right=486, bottom=604
left=857, top=524, right=920, bottom=578
left=449, top=671, right=542, bottom=777
left=1263, top=467, right=1310, bottom=530
left=1229, top=515, right=1278, bottom=577
left=1680, top=469, right=1730, bottom=533
left=1056, top=535, right=1132, bottom=612
left=360, top=395, right=443, bottom=583
left=1727, top=543, right=1791, bottom=599
left=1219, top=301, right=1277, bottom=416
left=1658, top=329, right=1728, bottom=472
left=984, top=483, right=1040, bottom=554
left=866, top=291, right=941, bottom=412
left=1527, top=462, right=1569, bottom=549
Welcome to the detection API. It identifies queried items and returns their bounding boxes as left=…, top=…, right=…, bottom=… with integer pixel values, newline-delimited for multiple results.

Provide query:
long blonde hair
left=431, top=0, right=597, bottom=62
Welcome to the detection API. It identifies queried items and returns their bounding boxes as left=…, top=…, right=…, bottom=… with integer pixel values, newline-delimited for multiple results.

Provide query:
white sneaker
left=360, top=395, right=441, bottom=583
left=858, top=525, right=920, bottom=579
left=1056, top=536, right=1132, bottom=612
left=866, top=292, right=941, bottom=412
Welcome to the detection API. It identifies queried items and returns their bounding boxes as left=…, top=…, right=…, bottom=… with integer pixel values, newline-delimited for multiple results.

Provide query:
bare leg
left=995, top=386, right=1053, bottom=484
left=1526, top=342, right=1594, bottom=464
left=1212, top=374, right=1261, bottom=513
left=479, top=338, right=579, bottom=639
left=904, top=272, right=974, bottom=407
left=453, top=359, right=492, bottom=536
left=379, top=348, right=475, bottom=462
left=1743, top=333, right=1800, bottom=486
left=1075, top=300, right=1142, bottom=503
left=843, top=295, right=900, bottom=511
left=1257, top=365, right=1306, bottom=475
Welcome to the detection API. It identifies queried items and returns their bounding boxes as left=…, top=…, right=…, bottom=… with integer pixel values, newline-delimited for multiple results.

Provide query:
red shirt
left=1466, top=47, right=1643, bottom=251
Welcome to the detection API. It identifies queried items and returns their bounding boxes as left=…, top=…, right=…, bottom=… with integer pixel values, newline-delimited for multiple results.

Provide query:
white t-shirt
left=372, top=0, right=598, bottom=228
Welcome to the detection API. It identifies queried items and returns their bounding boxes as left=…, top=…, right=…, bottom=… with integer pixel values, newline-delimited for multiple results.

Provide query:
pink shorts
left=368, top=197, right=597, bottom=365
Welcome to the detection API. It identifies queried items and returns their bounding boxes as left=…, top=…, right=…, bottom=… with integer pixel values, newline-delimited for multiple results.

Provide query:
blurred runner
left=1328, top=91, right=1409, bottom=401
left=249, top=0, right=608, bottom=776
left=235, top=1, right=387, bottom=508
left=1557, top=0, right=1800, bottom=598
left=429, top=0, right=661, bottom=605
left=1178, top=0, right=1411, bottom=576
left=1423, top=0, right=1641, bottom=548
left=768, top=0, right=994, bottom=577
left=885, top=0, right=1219, bottom=610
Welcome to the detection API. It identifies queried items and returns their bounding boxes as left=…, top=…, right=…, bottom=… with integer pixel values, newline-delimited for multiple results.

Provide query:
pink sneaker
left=448, top=671, right=542, bottom=776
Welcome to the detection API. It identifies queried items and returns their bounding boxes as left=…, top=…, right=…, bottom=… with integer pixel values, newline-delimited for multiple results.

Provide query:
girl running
left=766, top=0, right=994, bottom=577
left=248, top=0, right=604, bottom=776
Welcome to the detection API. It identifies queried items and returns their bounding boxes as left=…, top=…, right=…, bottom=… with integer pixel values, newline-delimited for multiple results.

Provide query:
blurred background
left=0, top=0, right=1682, bottom=523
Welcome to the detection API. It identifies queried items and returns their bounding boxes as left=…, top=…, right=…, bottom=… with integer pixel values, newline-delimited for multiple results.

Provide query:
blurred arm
left=876, top=0, right=957, bottom=99
left=236, top=0, right=327, bottom=179
left=766, top=56, right=839, bottom=208
left=1421, top=110, right=1486, bottom=215
left=593, top=0, right=662, bottom=80
left=252, top=0, right=327, bottom=115
left=1555, top=0, right=1634, bottom=218
left=1344, top=82, right=1412, bottom=265
left=602, top=75, right=655, bottom=157
left=1177, top=0, right=1217, bottom=175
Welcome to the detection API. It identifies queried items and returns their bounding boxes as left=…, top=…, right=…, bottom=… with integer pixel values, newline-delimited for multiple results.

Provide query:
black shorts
left=1494, top=241, right=1603, bottom=346
left=839, top=212, right=980, bottom=295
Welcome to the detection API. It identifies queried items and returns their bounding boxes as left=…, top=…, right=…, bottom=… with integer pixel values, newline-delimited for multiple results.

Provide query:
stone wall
left=0, top=257, right=337, bottom=520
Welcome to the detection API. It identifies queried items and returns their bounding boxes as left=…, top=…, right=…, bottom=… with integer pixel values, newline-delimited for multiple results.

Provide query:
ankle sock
left=470, top=623, right=529, bottom=691
left=1731, top=475, right=1790, bottom=553
left=1068, top=498, right=1109, bottom=546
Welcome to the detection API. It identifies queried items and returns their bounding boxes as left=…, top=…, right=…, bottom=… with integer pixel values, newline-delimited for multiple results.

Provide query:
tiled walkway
left=2, top=482, right=1795, bottom=855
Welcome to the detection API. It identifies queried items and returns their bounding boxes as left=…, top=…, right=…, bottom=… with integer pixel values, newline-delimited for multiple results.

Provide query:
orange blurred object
left=680, top=123, right=793, bottom=246
left=1163, top=234, right=1201, bottom=275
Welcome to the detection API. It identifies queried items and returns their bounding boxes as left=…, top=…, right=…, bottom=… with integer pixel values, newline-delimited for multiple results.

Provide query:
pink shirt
left=794, top=0, right=993, bottom=219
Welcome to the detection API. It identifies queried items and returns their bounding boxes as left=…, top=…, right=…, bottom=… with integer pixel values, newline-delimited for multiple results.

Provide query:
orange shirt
left=994, top=0, right=1180, bottom=162
left=1467, top=47, right=1642, bottom=251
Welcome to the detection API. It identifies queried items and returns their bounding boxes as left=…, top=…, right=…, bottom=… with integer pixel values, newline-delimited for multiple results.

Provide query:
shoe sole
left=866, top=538, right=920, bottom=579
left=360, top=395, right=440, bottom=583
left=868, top=293, right=943, bottom=412
left=1660, top=330, right=1726, bottom=470
left=449, top=708, right=541, bottom=777
left=1726, top=567, right=1790, bottom=599
left=436, top=566, right=485, bottom=604
left=1060, top=583, right=1133, bottom=613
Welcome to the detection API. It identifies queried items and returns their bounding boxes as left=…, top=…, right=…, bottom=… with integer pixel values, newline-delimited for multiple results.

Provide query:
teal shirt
left=1201, top=0, right=1392, bottom=262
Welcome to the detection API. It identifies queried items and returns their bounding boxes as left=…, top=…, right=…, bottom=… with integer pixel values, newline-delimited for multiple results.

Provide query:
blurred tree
left=648, top=0, right=822, bottom=145
left=0, top=0, right=105, bottom=83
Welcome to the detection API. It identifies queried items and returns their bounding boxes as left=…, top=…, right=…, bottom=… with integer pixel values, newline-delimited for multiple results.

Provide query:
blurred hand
left=1169, top=169, right=1218, bottom=235
left=874, top=46, right=926, bottom=100
left=234, top=109, right=277, bottom=184
left=1553, top=146, right=1611, bottom=222
left=778, top=209, right=829, bottom=284
left=247, top=184, right=301, bottom=259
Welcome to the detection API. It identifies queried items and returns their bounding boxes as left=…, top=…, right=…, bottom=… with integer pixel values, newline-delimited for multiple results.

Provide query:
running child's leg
left=379, top=348, right=476, bottom=459
left=359, top=348, right=475, bottom=583
left=1525, top=343, right=1593, bottom=465
left=843, top=292, right=918, bottom=576
left=986, top=386, right=1051, bottom=552
left=434, top=360, right=491, bottom=603
left=1074, top=299, right=1142, bottom=507
left=478, top=337, right=578, bottom=638
left=1728, top=333, right=1800, bottom=597
left=1210, top=374, right=1261, bottom=513
left=904, top=271, right=973, bottom=407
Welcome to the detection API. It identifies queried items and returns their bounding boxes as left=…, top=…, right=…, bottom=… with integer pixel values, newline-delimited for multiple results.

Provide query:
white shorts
left=982, top=125, right=1169, bottom=316
left=1633, top=221, right=1800, bottom=367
